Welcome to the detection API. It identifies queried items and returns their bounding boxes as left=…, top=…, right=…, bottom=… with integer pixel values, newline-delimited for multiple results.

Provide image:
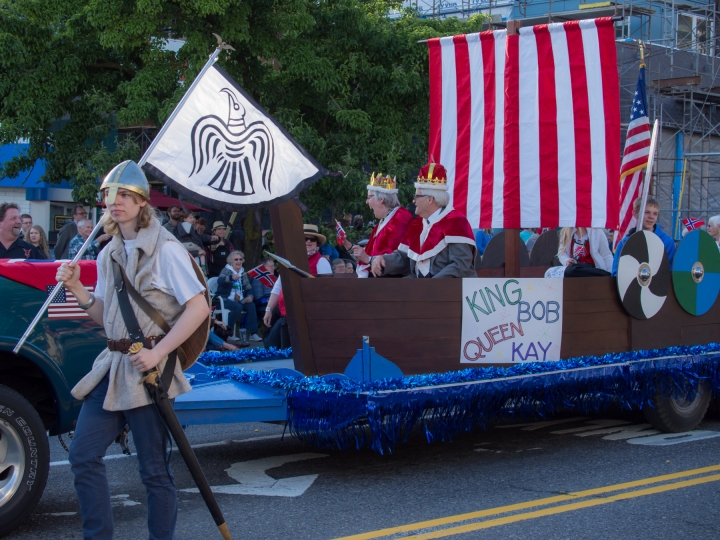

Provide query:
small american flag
left=247, top=265, right=276, bottom=288
left=573, top=242, right=587, bottom=259
left=46, top=285, right=94, bottom=319
left=335, top=220, right=346, bottom=246
left=615, top=65, right=651, bottom=250
left=682, top=217, right=705, bottom=231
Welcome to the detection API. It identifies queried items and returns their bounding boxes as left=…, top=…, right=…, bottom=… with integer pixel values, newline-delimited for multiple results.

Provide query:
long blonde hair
left=557, top=227, right=575, bottom=258
left=100, top=192, right=156, bottom=236
left=29, top=225, right=51, bottom=259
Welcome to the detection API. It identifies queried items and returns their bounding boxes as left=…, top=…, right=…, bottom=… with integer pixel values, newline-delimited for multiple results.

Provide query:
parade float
left=170, top=18, right=720, bottom=454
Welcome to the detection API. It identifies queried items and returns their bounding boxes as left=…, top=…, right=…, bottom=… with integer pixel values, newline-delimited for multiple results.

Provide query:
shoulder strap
left=117, top=264, right=171, bottom=333
left=112, top=262, right=146, bottom=344
left=112, top=260, right=178, bottom=389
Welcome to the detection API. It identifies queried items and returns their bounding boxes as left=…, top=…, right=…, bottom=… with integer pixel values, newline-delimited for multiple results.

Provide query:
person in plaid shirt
left=68, top=219, right=110, bottom=260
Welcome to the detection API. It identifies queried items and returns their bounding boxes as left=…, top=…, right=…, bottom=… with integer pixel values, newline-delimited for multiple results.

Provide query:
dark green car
left=0, top=260, right=106, bottom=536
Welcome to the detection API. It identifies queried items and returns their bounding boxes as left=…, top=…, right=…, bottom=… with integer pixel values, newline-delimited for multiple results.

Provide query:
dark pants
left=263, top=317, right=290, bottom=349
left=225, top=298, right=258, bottom=333
left=564, top=263, right=611, bottom=278
left=69, top=374, right=177, bottom=540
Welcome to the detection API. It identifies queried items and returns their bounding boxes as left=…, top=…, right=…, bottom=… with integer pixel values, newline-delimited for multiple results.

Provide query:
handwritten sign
left=460, top=278, right=563, bottom=364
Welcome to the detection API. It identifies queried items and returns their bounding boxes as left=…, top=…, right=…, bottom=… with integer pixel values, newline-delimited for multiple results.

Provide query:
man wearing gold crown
left=349, top=173, right=414, bottom=277
left=371, top=162, right=476, bottom=278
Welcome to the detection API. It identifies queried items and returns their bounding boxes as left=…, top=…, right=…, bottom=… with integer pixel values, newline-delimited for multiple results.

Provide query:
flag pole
left=12, top=217, right=107, bottom=354
left=138, top=46, right=224, bottom=168
left=674, top=158, right=688, bottom=238
left=637, top=119, right=660, bottom=231
left=14, top=44, right=229, bottom=355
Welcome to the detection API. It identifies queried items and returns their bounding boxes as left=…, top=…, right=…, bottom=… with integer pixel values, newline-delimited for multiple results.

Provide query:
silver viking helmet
left=100, top=160, right=150, bottom=204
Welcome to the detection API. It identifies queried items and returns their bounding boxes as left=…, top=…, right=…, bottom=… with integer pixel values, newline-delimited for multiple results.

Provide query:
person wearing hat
left=207, top=220, right=235, bottom=277
left=347, top=172, right=414, bottom=277
left=54, top=160, right=210, bottom=540
left=371, top=161, right=476, bottom=278
left=303, top=224, right=332, bottom=274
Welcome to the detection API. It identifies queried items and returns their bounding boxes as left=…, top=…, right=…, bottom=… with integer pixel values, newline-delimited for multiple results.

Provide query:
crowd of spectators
left=4, top=192, right=720, bottom=352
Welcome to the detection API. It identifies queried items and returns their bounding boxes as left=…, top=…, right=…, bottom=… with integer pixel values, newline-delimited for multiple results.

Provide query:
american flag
left=428, top=18, right=620, bottom=229
left=682, top=217, right=705, bottom=231
left=46, top=285, right=94, bottom=319
left=615, top=64, right=652, bottom=250
left=247, top=264, right=276, bottom=288
left=335, top=220, right=347, bottom=246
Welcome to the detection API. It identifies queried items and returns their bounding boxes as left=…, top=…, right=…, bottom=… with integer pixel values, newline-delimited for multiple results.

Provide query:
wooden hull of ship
left=269, top=201, right=720, bottom=377
left=295, top=275, right=720, bottom=376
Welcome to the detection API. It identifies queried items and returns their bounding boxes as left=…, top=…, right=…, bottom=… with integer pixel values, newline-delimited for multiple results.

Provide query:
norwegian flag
left=682, top=217, right=705, bottom=232
left=247, top=264, right=276, bottom=288
left=47, top=284, right=94, bottom=319
left=335, top=220, right=347, bottom=246
left=614, top=64, right=651, bottom=250
left=428, top=18, right=620, bottom=229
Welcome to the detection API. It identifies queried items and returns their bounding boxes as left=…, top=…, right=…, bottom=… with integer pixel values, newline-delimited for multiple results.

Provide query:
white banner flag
left=142, top=64, right=326, bottom=209
left=461, top=278, right=564, bottom=364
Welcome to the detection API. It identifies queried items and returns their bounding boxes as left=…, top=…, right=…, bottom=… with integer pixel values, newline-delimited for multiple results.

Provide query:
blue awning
left=0, top=143, right=71, bottom=189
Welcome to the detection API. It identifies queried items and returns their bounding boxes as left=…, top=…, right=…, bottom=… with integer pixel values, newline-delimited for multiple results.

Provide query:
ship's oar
left=263, top=251, right=315, bottom=278
left=138, top=363, right=232, bottom=540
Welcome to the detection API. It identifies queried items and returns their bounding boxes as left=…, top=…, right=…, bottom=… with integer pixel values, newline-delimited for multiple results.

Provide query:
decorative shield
left=617, top=231, right=671, bottom=319
left=672, top=230, right=720, bottom=316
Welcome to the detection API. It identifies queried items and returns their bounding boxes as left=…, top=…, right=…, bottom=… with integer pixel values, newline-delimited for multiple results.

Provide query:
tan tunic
left=71, top=217, right=194, bottom=411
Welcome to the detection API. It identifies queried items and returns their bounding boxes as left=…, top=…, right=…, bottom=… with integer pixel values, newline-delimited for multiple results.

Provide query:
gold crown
left=415, top=175, right=447, bottom=187
left=369, top=172, right=397, bottom=191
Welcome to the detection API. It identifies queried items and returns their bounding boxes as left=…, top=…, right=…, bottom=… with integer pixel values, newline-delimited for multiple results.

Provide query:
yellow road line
left=335, top=464, right=720, bottom=540
left=405, top=473, right=720, bottom=539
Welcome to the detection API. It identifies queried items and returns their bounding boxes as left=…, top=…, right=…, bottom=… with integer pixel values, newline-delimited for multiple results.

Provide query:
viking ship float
left=139, top=20, right=720, bottom=453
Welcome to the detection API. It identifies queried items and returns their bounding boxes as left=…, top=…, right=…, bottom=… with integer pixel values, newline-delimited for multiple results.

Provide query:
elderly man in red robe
left=349, top=172, right=414, bottom=277
left=371, top=162, right=476, bottom=278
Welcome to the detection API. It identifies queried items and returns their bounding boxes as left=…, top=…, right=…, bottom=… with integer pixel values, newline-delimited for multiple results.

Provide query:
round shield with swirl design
left=617, top=230, right=671, bottom=319
left=672, top=230, right=720, bottom=316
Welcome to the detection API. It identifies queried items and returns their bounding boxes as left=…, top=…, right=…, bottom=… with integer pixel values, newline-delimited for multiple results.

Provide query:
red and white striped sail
left=428, top=17, right=620, bottom=229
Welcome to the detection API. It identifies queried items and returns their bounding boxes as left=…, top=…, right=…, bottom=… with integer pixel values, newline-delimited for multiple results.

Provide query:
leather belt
left=107, top=335, right=165, bottom=354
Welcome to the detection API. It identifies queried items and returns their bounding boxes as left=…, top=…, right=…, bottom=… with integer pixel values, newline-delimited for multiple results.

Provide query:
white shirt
left=224, top=264, right=245, bottom=302
left=95, top=240, right=205, bottom=305
left=316, top=256, right=332, bottom=274
left=269, top=255, right=330, bottom=296
left=417, top=207, right=446, bottom=276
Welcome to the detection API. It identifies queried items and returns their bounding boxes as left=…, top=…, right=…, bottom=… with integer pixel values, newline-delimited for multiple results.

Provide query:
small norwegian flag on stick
left=682, top=217, right=705, bottom=232
left=247, top=264, right=276, bottom=288
left=335, top=220, right=347, bottom=246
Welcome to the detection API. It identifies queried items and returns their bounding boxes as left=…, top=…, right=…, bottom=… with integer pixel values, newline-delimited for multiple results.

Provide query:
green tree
left=0, top=0, right=485, bottom=253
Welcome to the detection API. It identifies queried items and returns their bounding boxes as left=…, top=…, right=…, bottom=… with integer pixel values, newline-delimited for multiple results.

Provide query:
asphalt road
left=7, top=410, right=720, bottom=540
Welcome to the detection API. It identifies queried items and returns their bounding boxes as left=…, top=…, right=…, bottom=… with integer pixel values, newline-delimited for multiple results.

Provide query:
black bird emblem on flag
left=190, top=88, right=275, bottom=195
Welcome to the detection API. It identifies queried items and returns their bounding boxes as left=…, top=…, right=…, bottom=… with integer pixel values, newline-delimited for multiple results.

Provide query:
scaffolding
left=614, top=0, right=720, bottom=238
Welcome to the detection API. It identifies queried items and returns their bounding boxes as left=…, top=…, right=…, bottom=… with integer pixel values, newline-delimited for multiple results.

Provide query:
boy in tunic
left=56, top=161, right=210, bottom=539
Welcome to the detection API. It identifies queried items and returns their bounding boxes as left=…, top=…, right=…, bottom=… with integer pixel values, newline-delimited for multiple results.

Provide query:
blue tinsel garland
left=198, top=347, right=292, bottom=365
left=207, top=343, right=720, bottom=454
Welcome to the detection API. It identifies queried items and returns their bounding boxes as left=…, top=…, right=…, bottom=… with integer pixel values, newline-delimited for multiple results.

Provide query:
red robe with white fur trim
left=357, top=207, right=414, bottom=277
left=398, top=208, right=476, bottom=274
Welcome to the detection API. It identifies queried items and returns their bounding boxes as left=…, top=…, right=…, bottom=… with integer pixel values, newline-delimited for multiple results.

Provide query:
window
left=677, top=13, right=713, bottom=55
left=615, top=17, right=629, bottom=40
